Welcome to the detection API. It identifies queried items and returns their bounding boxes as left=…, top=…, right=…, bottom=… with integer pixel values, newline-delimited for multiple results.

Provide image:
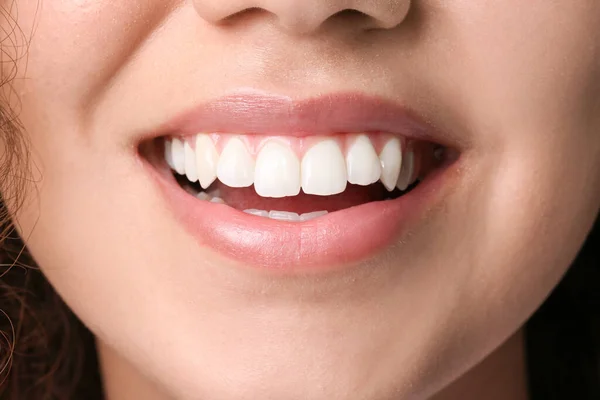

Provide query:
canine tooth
left=164, top=140, right=175, bottom=169
left=196, top=192, right=211, bottom=201
left=195, top=134, right=219, bottom=189
left=301, top=140, right=347, bottom=196
left=300, top=211, right=328, bottom=221
left=346, top=135, right=381, bottom=186
left=210, top=197, right=226, bottom=204
left=171, top=138, right=186, bottom=175
left=379, top=138, right=402, bottom=191
left=184, top=142, right=198, bottom=182
left=244, top=209, right=269, bottom=217
left=217, top=137, right=255, bottom=188
left=254, top=142, right=301, bottom=198
left=396, top=146, right=415, bottom=191
left=268, top=210, right=301, bottom=222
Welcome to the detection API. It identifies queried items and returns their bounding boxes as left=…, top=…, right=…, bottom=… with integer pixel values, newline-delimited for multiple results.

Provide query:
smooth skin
left=2, top=1, right=600, bottom=399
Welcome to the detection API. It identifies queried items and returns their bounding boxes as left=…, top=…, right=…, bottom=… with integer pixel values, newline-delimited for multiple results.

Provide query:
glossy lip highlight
left=143, top=91, right=462, bottom=271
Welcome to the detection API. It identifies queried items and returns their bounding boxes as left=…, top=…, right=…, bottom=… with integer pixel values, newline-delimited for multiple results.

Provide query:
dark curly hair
left=0, top=4, right=101, bottom=397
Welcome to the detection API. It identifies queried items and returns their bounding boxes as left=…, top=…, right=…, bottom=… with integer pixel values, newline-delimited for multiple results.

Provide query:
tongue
left=209, top=182, right=390, bottom=214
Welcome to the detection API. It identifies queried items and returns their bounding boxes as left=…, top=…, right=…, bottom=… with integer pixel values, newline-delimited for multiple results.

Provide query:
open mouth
left=150, top=132, right=446, bottom=220
left=139, top=92, right=461, bottom=270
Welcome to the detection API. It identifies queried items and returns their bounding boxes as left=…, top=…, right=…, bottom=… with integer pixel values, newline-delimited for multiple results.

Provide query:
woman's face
left=3, top=1, right=600, bottom=398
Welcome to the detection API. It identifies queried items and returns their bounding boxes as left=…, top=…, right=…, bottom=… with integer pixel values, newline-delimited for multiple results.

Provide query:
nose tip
left=194, top=0, right=412, bottom=35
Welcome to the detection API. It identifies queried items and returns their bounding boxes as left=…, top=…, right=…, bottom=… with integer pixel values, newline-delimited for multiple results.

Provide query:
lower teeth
left=244, top=210, right=328, bottom=222
left=245, top=210, right=329, bottom=222
left=195, top=192, right=328, bottom=222
left=184, top=173, right=418, bottom=223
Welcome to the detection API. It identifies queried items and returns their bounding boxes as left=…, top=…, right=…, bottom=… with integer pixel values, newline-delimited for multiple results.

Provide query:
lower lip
left=148, top=161, right=455, bottom=272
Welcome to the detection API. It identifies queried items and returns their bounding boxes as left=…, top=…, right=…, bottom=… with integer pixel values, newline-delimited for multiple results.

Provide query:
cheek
left=446, top=0, right=600, bottom=280
left=443, top=130, right=600, bottom=365
left=10, top=1, right=164, bottom=110
left=406, top=2, right=600, bottom=370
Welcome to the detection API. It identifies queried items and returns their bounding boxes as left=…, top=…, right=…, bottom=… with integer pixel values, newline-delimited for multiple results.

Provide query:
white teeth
left=396, top=145, right=415, bottom=191
left=254, top=142, right=301, bottom=198
left=184, top=142, right=198, bottom=182
left=165, top=140, right=175, bottom=170
left=196, top=192, right=211, bottom=201
left=300, top=211, right=328, bottom=221
left=301, top=140, right=347, bottom=196
left=195, top=190, right=223, bottom=202
left=171, top=138, right=186, bottom=175
left=268, top=210, right=301, bottom=222
left=379, top=138, right=402, bottom=192
left=195, top=134, right=219, bottom=189
left=167, top=135, right=420, bottom=198
left=346, top=135, right=382, bottom=186
left=217, top=137, right=255, bottom=188
left=244, top=209, right=270, bottom=217
left=243, top=209, right=329, bottom=222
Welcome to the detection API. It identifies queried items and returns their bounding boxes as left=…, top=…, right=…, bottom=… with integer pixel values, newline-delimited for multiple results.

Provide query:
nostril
left=330, top=9, right=375, bottom=26
left=328, top=8, right=394, bottom=32
left=218, top=7, right=270, bottom=26
left=333, top=9, right=369, bottom=19
left=277, top=8, right=395, bottom=36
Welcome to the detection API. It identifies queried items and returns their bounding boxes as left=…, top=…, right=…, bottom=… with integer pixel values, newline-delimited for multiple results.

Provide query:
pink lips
left=148, top=91, right=459, bottom=271
left=159, top=90, right=460, bottom=146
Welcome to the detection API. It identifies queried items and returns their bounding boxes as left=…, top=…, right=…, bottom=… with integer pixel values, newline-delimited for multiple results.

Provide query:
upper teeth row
left=165, top=134, right=417, bottom=198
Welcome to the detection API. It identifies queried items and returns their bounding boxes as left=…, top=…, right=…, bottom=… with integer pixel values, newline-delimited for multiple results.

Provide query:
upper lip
left=154, top=88, right=462, bottom=148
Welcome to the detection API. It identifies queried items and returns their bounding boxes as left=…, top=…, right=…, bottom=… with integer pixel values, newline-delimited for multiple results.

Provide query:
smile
left=141, top=91, right=462, bottom=271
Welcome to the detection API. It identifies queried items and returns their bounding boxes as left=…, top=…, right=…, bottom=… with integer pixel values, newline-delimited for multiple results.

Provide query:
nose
left=193, top=0, right=412, bottom=34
